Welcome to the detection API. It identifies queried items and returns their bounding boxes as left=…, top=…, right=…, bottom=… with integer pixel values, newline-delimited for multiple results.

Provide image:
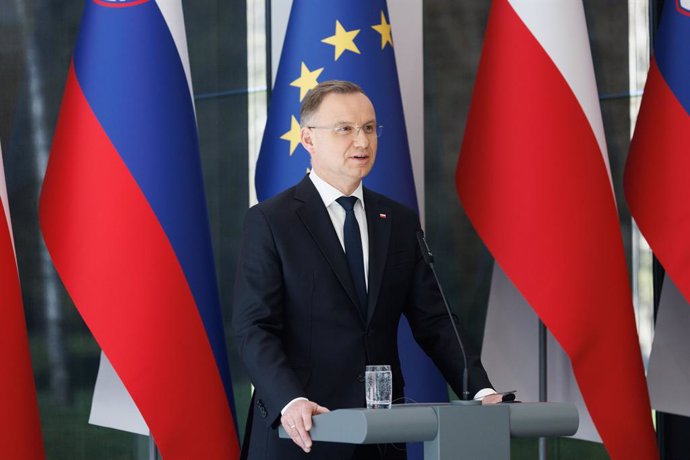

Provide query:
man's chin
left=353, top=168, right=373, bottom=180
left=350, top=162, right=375, bottom=178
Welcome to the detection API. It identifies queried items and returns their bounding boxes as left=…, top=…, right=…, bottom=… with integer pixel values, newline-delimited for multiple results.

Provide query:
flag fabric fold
left=645, top=276, right=690, bottom=417
left=625, top=0, right=690, bottom=419
left=482, top=265, right=601, bottom=442
left=38, top=1, right=239, bottom=459
left=0, top=143, right=45, bottom=460
left=625, top=1, right=690, bottom=292
left=257, top=2, right=441, bottom=457
left=456, top=1, right=658, bottom=458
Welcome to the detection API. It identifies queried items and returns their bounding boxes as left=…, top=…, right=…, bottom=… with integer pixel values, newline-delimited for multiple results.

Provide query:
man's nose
left=352, top=127, right=369, bottom=147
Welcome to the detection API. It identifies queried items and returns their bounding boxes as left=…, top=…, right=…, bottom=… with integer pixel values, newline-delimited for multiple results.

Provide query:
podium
left=279, top=402, right=578, bottom=459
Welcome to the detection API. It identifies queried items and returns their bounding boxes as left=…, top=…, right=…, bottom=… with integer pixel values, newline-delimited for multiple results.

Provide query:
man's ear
left=301, top=127, right=315, bottom=155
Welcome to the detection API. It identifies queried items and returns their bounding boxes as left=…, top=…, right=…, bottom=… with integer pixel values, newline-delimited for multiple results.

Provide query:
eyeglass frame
left=306, top=123, right=384, bottom=138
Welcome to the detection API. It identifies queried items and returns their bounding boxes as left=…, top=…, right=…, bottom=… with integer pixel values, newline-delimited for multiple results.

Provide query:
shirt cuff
left=281, top=397, right=309, bottom=415
left=473, top=388, right=497, bottom=400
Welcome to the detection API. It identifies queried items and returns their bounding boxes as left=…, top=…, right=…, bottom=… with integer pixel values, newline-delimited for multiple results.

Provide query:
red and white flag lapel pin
left=379, top=213, right=387, bottom=219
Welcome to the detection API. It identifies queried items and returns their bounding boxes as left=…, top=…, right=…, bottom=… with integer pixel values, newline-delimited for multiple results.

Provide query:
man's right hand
left=280, top=399, right=330, bottom=453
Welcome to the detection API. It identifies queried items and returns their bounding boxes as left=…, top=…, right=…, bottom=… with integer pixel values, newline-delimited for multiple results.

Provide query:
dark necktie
left=336, top=196, right=368, bottom=318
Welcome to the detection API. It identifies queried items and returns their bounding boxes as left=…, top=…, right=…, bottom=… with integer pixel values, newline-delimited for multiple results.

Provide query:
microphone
left=416, top=230, right=477, bottom=404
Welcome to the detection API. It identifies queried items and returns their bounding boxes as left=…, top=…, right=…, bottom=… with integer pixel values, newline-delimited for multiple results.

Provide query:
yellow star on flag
left=372, top=11, right=393, bottom=49
left=322, top=20, right=360, bottom=61
left=280, top=115, right=302, bottom=155
left=290, top=62, right=325, bottom=101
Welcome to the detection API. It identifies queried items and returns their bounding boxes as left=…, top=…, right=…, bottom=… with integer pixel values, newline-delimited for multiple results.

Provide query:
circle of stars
left=280, top=10, right=394, bottom=156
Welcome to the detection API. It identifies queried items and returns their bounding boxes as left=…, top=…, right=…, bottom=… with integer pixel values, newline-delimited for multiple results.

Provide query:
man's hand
left=481, top=393, right=504, bottom=405
left=281, top=399, right=330, bottom=453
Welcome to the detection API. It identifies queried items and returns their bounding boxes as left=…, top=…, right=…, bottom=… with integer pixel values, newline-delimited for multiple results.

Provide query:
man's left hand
left=481, top=393, right=504, bottom=405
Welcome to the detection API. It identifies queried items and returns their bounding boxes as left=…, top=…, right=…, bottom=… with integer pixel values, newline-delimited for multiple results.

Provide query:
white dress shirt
left=308, top=170, right=369, bottom=289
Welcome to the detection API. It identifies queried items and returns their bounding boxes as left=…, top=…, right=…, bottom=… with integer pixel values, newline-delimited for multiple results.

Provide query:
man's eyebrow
left=333, top=119, right=376, bottom=125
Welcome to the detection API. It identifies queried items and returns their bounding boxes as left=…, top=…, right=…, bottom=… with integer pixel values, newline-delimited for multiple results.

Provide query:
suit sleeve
left=403, top=220, right=493, bottom=397
left=233, top=205, right=305, bottom=427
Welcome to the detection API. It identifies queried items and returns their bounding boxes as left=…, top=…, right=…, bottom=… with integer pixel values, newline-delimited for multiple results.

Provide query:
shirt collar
left=309, top=169, right=365, bottom=208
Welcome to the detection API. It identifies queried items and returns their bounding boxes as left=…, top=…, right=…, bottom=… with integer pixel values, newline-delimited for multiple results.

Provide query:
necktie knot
left=336, top=196, right=358, bottom=212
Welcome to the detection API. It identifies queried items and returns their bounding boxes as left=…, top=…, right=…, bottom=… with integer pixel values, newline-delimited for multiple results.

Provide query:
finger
left=288, top=423, right=308, bottom=451
left=302, top=406, right=315, bottom=431
left=313, top=404, right=330, bottom=414
left=294, top=422, right=312, bottom=452
left=481, top=394, right=503, bottom=405
left=280, top=416, right=294, bottom=433
left=281, top=417, right=305, bottom=450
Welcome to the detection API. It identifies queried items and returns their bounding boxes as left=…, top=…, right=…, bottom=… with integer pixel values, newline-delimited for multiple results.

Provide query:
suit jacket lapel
left=294, top=177, right=362, bottom=316
left=364, top=189, right=391, bottom=325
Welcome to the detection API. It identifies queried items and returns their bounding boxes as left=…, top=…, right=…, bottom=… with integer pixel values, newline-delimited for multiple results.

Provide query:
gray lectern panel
left=508, top=403, right=578, bottom=437
left=300, top=406, right=438, bottom=444
left=278, top=402, right=579, bottom=460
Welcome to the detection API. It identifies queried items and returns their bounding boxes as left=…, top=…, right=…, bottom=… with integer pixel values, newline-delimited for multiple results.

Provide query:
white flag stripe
left=647, top=277, right=690, bottom=417
left=89, top=352, right=149, bottom=435
left=0, top=144, right=16, bottom=259
left=482, top=264, right=600, bottom=442
left=508, top=0, right=611, bottom=177
left=156, top=0, right=195, bottom=111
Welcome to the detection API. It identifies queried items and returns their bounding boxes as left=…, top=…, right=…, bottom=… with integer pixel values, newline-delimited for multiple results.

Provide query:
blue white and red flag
left=626, top=0, right=690, bottom=306
left=625, top=0, right=690, bottom=420
left=39, top=1, right=239, bottom=458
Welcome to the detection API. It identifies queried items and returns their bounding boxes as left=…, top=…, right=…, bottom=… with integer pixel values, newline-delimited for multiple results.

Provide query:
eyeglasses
left=307, top=123, right=384, bottom=138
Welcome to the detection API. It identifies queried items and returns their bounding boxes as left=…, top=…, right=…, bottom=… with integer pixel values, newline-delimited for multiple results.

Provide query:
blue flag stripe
left=655, top=0, right=690, bottom=115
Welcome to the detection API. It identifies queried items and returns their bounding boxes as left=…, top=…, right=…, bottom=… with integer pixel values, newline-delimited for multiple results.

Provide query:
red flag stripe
left=39, top=65, right=238, bottom=459
left=456, top=1, right=658, bottom=458
left=626, top=59, right=690, bottom=303
left=0, top=193, right=45, bottom=459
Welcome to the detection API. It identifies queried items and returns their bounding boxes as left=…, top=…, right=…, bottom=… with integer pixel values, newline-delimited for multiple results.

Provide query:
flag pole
left=646, top=1, right=664, bottom=458
left=148, top=436, right=159, bottom=460
left=538, top=319, right=548, bottom=460
left=265, top=0, right=272, bottom=102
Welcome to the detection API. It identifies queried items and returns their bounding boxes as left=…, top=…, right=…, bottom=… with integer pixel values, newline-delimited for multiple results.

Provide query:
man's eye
left=336, top=125, right=354, bottom=134
left=363, top=124, right=375, bottom=134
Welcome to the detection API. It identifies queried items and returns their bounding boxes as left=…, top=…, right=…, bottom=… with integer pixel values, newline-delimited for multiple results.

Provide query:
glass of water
left=365, top=365, right=392, bottom=409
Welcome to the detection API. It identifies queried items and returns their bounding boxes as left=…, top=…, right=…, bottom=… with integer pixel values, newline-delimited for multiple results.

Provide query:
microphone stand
left=417, top=231, right=480, bottom=406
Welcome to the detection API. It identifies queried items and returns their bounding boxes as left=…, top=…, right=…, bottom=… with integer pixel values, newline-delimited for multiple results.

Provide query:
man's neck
left=310, top=169, right=361, bottom=196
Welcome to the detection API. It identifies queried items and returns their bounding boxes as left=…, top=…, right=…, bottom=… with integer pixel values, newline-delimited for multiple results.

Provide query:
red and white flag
left=0, top=143, right=45, bottom=459
left=456, top=1, right=658, bottom=459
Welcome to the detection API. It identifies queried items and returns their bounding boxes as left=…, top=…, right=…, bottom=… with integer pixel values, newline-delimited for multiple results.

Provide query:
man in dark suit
left=233, top=80, right=499, bottom=459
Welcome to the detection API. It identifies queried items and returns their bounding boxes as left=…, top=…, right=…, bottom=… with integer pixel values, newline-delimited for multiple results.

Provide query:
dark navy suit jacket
left=233, top=176, right=491, bottom=459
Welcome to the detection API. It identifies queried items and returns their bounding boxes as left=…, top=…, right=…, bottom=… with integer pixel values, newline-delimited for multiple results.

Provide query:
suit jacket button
left=257, top=399, right=268, bottom=417
left=357, top=373, right=365, bottom=383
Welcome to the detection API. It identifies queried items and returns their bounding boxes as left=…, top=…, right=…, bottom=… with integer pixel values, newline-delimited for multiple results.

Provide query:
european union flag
left=256, top=0, right=417, bottom=209
left=256, top=2, right=449, bottom=457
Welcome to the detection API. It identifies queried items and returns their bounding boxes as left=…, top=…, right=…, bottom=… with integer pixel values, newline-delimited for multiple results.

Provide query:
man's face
left=301, top=92, right=378, bottom=194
